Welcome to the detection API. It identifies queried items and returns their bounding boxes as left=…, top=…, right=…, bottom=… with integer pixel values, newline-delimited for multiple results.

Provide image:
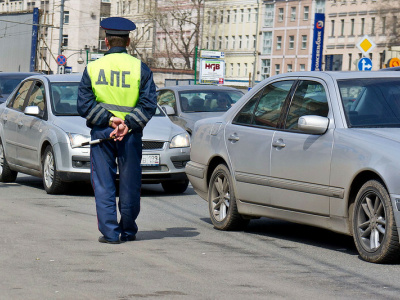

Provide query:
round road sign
left=57, top=55, right=67, bottom=66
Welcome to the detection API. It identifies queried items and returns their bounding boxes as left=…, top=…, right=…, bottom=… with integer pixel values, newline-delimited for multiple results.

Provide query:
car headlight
left=170, top=132, right=190, bottom=148
left=67, top=133, right=91, bottom=148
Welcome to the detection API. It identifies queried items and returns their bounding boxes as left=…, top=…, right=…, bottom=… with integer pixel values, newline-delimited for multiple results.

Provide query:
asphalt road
left=1, top=174, right=400, bottom=300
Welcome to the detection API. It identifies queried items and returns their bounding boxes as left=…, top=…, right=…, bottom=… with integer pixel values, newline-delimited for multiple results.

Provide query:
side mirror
left=298, top=115, right=329, bottom=134
left=24, top=106, right=41, bottom=116
left=161, top=105, right=175, bottom=115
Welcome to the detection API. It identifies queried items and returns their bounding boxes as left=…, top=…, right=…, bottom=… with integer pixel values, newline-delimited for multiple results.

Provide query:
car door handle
left=228, top=134, right=240, bottom=142
left=18, top=121, right=23, bottom=127
left=2, top=116, right=7, bottom=123
left=272, top=139, right=286, bottom=148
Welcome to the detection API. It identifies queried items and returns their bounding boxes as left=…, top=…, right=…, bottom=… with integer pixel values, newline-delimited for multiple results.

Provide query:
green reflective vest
left=87, top=52, right=141, bottom=120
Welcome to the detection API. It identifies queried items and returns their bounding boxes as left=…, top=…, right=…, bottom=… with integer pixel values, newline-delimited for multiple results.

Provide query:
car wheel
left=208, top=164, right=249, bottom=230
left=162, top=180, right=189, bottom=194
left=42, top=145, right=65, bottom=194
left=0, top=139, right=17, bottom=182
left=352, top=180, right=400, bottom=263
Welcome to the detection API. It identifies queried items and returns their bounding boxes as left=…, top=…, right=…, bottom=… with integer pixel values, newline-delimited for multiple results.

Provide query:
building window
left=240, top=9, right=244, bottom=22
left=262, top=32, right=272, bottom=54
left=248, top=8, right=251, bottom=22
left=206, top=37, right=209, bottom=49
left=291, top=7, right=296, bottom=21
left=220, top=10, right=224, bottom=23
left=371, top=17, right=375, bottom=35
left=393, top=16, right=397, bottom=35
left=348, top=53, right=352, bottom=71
left=207, top=11, right=210, bottom=23
left=261, top=59, right=270, bottom=79
left=276, top=36, right=282, bottom=50
left=287, top=64, right=293, bottom=72
left=63, top=11, right=69, bottom=24
left=331, top=20, right=335, bottom=36
left=212, top=36, right=215, bottom=49
left=244, top=63, right=248, bottom=75
left=341, top=19, right=345, bottom=36
left=275, top=64, right=280, bottom=75
left=213, top=10, right=217, bottom=24
left=246, top=35, right=249, bottom=48
left=302, top=35, right=307, bottom=49
left=278, top=8, right=284, bottom=22
left=227, top=10, right=230, bottom=23
left=264, top=4, right=274, bottom=27
left=303, top=6, right=309, bottom=20
left=225, top=36, right=229, bottom=49
left=351, top=19, right=355, bottom=36
left=230, top=63, right=234, bottom=76
left=239, top=35, right=242, bottom=48
left=218, top=36, right=222, bottom=49
left=253, top=35, right=256, bottom=48
left=234, top=9, right=237, bottom=23
left=62, top=34, right=68, bottom=47
left=232, top=36, right=236, bottom=49
left=289, top=35, right=294, bottom=49
left=300, top=64, right=305, bottom=71
left=361, top=18, right=365, bottom=35
left=382, top=17, right=386, bottom=34
left=237, top=63, right=241, bottom=76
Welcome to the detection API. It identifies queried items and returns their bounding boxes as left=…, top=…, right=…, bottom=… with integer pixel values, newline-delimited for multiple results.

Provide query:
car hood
left=51, top=115, right=184, bottom=142
left=180, top=111, right=226, bottom=122
left=52, top=116, right=90, bottom=135
left=355, top=128, right=400, bottom=143
left=144, top=116, right=184, bottom=141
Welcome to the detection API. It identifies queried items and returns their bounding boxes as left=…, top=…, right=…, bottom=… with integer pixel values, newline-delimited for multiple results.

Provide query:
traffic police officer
left=77, top=17, right=157, bottom=244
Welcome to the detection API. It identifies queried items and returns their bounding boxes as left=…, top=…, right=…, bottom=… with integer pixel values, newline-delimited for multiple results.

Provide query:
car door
left=1, top=80, right=33, bottom=165
left=225, top=80, right=295, bottom=206
left=269, top=79, right=333, bottom=216
left=17, top=80, right=47, bottom=170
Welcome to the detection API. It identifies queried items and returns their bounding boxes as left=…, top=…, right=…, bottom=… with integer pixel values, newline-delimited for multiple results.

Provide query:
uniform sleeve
left=124, top=62, right=157, bottom=131
left=77, top=68, right=112, bottom=128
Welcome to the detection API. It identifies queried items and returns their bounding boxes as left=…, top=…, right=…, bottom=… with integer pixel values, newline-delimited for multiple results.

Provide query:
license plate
left=141, top=154, right=160, bottom=166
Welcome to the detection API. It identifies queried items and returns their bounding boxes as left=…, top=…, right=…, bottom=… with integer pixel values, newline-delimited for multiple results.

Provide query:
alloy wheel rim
left=211, top=173, right=230, bottom=222
left=356, top=191, right=387, bottom=252
left=43, top=151, right=54, bottom=188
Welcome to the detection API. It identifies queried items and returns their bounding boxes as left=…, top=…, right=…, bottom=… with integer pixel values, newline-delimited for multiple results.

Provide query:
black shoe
left=120, top=235, right=136, bottom=242
left=98, top=236, right=120, bottom=244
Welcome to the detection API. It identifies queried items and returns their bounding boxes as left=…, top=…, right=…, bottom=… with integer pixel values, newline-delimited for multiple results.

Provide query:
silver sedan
left=186, top=71, right=400, bottom=263
left=0, top=74, right=190, bottom=194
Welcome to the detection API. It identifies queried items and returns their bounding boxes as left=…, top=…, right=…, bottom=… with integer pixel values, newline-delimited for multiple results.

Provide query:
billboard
left=199, top=59, right=225, bottom=85
left=311, top=13, right=325, bottom=71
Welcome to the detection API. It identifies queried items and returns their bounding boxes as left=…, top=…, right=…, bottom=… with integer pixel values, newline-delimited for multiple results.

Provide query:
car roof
left=268, top=70, right=400, bottom=81
left=157, top=85, right=243, bottom=92
left=24, top=73, right=83, bottom=83
left=0, top=72, right=38, bottom=78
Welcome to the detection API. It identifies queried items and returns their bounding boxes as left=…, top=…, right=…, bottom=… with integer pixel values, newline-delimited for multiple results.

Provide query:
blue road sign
left=358, top=57, right=372, bottom=71
left=57, top=55, right=67, bottom=66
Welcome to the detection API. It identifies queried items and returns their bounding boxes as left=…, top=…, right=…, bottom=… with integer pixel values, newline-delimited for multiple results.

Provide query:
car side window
left=253, top=80, right=295, bottom=128
left=10, top=81, right=33, bottom=111
left=285, top=81, right=329, bottom=130
left=233, top=89, right=263, bottom=125
left=157, top=90, right=176, bottom=111
left=26, top=81, right=46, bottom=113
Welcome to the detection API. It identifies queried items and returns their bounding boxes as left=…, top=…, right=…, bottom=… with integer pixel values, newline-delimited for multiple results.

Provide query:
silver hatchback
left=186, top=71, right=400, bottom=263
left=0, top=74, right=190, bottom=194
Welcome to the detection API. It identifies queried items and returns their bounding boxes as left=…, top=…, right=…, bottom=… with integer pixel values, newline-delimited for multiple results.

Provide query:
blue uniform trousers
left=90, top=126, right=142, bottom=242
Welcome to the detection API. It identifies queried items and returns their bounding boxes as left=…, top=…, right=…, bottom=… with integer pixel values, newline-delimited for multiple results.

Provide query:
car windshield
left=178, top=90, right=243, bottom=112
left=50, top=82, right=163, bottom=117
left=338, top=78, right=400, bottom=128
left=0, top=75, right=30, bottom=98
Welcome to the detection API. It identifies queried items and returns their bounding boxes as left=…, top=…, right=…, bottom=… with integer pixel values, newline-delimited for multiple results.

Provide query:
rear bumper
left=185, top=161, right=208, bottom=200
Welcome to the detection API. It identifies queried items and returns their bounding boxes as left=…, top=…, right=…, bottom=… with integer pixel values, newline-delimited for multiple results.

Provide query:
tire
left=352, top=180, right=400, bottom=263
left=0, top=139, right=17, bottom=182
left=162, top=180, right=189, bottom=194
left=208, top=164, right=249, bottom=231
left=42, top=145, right=65, bottom=194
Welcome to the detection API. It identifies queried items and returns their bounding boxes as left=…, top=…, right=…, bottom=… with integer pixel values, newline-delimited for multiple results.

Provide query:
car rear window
left=178, top=90, right=244, bottom=112
left=338, top=78, right=400, bottom=128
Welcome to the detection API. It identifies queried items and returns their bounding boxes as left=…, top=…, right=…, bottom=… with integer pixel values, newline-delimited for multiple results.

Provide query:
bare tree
left=375, top=0, right=400, bottom=46
left=147, top=0, right=204, bottom=70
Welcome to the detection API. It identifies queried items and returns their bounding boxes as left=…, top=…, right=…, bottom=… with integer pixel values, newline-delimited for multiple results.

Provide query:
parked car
left=0, top=74, right=190, bottom=194
left=380, top=66, right=400, bottom=71
left=157, top=85, right=244, bottom=134
left=0, top=72, right=38, bottom=103
left=186, top=71, right=400, bottom=263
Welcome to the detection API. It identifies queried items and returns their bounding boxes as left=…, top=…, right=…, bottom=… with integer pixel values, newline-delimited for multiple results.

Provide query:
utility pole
left=57, top=0, right=65, bottom=74
left=251, top=0, right=260, bottom=87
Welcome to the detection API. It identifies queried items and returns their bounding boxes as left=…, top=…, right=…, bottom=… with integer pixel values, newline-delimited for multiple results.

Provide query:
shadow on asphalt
left=200, top=216, right=357, bottom=256
left=137, top=227, right=199, bottom=241
left=7, top=175, right=197, bottom=198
